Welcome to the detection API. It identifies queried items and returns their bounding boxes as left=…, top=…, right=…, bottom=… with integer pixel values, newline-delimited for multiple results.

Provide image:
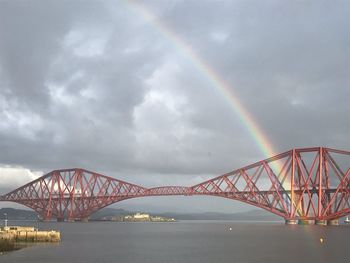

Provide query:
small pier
left=0, top=226, right=60, bottom=242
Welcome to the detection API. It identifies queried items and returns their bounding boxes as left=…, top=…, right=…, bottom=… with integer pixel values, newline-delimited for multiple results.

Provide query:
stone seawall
left=0, top=226, right=60, bottom=242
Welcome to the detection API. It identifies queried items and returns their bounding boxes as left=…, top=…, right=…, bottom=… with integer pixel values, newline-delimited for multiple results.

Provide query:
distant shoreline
left=0, top=207, right=283, bottom=222
left=94, top=212, right=176, bottom=222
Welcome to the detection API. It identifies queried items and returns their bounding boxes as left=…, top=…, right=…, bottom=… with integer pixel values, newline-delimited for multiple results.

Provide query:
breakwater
left=0, top=226, right=60, bottom=243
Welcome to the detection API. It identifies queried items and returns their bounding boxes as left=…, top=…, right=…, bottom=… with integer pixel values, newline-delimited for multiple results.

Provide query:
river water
left=1, top=221, right=349, bottom=263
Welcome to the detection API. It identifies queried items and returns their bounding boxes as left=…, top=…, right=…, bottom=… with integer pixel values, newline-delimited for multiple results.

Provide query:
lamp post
left=4, top=213, right=7, bottom=228
left=36, top=214, right=39, bottom=242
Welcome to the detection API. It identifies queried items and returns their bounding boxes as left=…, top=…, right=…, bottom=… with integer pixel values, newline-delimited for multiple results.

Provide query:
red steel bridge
left=1, top=147, right=350, bottom=225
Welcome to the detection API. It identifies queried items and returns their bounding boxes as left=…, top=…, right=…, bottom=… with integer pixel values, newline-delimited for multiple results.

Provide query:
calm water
left=1, top=221, right=350, bottom=263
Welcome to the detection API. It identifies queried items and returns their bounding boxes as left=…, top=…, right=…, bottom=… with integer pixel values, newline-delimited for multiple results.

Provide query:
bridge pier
left=315, top=220, right=327, bottom=226
left=286, top=219, right=339, bottom=226
left=298, top=219, right=314, bottom=225
left=66, top=217, right=89, bottom=222
left=327, top=219, right=339, bottom=226
left=285, top=219, right=298, bottom=225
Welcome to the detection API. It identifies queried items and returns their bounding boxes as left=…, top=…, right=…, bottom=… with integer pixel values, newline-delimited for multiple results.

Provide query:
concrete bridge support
left=315, top=220, right=327, bottom=226
left=298, top=220, right=314, bottom=225
left=285, top=219, right=298, bottom=225
left=327, top=219, right=339, bottom=226
left=286, top=219, right=339, bottom=226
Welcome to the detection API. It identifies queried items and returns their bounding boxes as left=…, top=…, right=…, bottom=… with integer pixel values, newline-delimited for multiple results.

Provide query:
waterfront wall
left=0, top=227, right=60, bottom=242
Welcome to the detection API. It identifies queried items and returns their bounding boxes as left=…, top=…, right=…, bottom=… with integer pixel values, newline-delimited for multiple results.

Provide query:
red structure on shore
left=1, top=147, right=349, bottom=225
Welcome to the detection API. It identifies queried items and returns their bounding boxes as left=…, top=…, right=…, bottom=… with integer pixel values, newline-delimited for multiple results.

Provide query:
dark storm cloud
left=0, top=1, right=104, bottom=107
left=0, top=0, right=350, bottom=212
left=158, top=0, right=350, bottom=149
left=0, top=0, right=164, bottom=171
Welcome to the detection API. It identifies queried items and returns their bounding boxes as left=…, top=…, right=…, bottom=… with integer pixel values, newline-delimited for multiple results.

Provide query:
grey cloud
left=0, top=0, right=350, bottom=212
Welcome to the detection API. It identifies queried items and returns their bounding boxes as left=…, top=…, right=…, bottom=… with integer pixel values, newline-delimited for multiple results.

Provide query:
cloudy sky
left=0, top=0, right=349, bottom=212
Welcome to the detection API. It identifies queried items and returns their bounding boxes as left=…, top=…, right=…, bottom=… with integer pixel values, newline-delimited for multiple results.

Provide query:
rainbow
left=126, top=0, right=277, bottom=161
left=125, top=0, right=301, bottom=215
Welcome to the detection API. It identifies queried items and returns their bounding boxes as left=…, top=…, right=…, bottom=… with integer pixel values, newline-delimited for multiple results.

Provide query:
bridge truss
left=1, top=147, right=349, bottom=224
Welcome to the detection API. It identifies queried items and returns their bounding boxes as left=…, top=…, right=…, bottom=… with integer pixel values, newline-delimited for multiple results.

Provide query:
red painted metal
left=1, top=147, right=350, bottom=221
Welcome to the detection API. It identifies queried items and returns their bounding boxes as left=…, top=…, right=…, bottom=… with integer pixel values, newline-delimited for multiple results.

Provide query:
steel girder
left=0, top=169, right=147, bottom=220
left=1, top=147, right=349, bottom=221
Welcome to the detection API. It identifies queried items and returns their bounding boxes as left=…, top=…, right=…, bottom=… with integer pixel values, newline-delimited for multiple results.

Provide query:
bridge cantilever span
left=146, top=186, right=193, bottom=196
left=1, top=147, right=350, bottom=224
